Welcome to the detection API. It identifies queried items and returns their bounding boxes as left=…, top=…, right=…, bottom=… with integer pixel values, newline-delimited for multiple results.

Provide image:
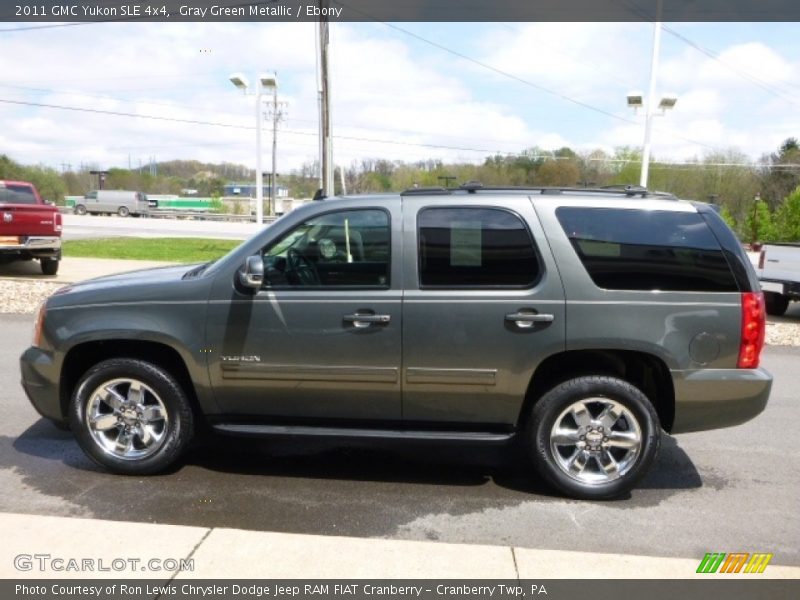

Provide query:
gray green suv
left=19, top=186, right=771, bottom=499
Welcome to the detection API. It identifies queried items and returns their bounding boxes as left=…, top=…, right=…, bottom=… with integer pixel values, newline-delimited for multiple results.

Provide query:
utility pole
left=266, top=93, right=287, bottom=216
left=271, top=81, right=278, bottom=215
left=318, top=2, right=334, bottom=197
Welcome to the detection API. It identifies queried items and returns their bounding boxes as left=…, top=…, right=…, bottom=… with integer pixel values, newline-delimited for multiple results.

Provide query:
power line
left=0, top=97, right=251, bottom=129
left=9, top=96, right=790, bottom=169
left=377, top=21, right=632, bottom=126
left=364, top=20, right=717, bottom=151
left=661, top=24, right=800, bottom=108
left=0, top=83, right=532, bottom=151
left=0, top=96, right=529, bottom=154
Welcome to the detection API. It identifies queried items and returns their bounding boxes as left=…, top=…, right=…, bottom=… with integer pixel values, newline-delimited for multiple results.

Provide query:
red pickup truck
left=0, top=180, right=62, bottom=275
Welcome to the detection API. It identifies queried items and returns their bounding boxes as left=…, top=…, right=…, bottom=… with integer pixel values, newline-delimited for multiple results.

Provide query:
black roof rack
left=401, top=186, right=450, bottom=196
left=460, top=180, right=484, bottom=193
left=399, top=182, right=676, bottom=199
left=599, top=184, right=650, bottom=197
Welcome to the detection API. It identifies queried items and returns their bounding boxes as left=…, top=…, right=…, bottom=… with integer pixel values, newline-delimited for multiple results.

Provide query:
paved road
left=1, top=313, right=798, bottom=565
left=62, top=213, right=265, bottom=241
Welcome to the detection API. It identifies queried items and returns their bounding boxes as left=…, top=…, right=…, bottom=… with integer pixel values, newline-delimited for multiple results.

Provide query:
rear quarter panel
left=533, top=198, right=741, bottom=371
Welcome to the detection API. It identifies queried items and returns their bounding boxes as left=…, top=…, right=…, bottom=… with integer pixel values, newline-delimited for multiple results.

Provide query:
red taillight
left=738, top=292, right=765, bottom=369
left=758, top=249, right=765, bottom=270
left=54, top=212, right=62, bottom=232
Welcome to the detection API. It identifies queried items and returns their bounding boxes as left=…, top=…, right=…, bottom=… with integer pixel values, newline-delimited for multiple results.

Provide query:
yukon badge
left=2, top=212, right=12, bottom=223
left=221, top=355, right=261, bottom=363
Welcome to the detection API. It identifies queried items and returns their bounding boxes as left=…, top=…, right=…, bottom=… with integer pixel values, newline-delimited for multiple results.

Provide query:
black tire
left=48, top=418, right=71, bottom=432
left=764, top=292, right=789, bottom=317
left=117, top=206, right=130, bottom=217
left=524, top=376, right=660, bottom=500
left=69, top=358, right=194, bottom=475
left=74, top=204, right=87, bottom=215
left=40, top=257, right=59, bottom=275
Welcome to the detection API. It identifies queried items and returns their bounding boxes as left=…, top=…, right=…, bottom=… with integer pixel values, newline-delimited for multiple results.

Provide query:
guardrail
left=59, top=206, right=279, bottom=224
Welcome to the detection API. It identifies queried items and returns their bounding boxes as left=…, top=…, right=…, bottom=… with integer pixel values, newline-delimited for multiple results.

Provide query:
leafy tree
left=0, top=154, right=23, bottom=179
left=744, top=198, right=776, bottom=243
left=719, top=204, right=737, bottom=231
left=536, top=159, right=580, bottom=186
left=758, top=138, right=800, bottom=209
left=773, top=186, right=800, bottom=241
left=23, top=166, right=67, bottom=203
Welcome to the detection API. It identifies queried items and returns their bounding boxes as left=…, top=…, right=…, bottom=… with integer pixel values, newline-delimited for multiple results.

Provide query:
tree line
left=2, top=138, right=800, bottom=241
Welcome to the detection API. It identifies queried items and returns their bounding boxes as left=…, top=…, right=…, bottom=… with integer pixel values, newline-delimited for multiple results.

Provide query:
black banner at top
left=2, top=0, right=800, bottom=23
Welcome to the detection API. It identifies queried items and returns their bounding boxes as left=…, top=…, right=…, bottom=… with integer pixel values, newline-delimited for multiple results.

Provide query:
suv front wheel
left=526, top=376, right=660, bottom=500
left=69, top=358, right=194, bottom=474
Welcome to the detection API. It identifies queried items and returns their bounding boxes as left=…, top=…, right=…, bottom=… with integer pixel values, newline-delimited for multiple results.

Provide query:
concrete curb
left=2, top=512, right=798, bottom=580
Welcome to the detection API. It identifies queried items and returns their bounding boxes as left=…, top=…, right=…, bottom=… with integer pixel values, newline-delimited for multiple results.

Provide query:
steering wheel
left=287, top=248, right=320, bottom=286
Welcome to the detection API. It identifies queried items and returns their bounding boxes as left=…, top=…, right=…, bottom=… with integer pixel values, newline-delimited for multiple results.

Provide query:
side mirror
left=238, top=255, right=264, bottom=289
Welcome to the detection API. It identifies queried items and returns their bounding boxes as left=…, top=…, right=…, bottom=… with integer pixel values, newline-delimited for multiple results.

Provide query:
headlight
left=32, top=301, right=46, bottom=348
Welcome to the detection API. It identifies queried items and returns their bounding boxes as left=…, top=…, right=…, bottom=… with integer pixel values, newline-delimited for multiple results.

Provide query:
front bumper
left=0, top=236, right=62, bottom=258
left=20, top=346, right=63, bottom=423
left=671, top=367, right=772, bottom=433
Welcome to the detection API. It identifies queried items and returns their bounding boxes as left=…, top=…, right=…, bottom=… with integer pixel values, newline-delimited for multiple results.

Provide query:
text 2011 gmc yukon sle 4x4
left=20, top=186, right=771, bottom=499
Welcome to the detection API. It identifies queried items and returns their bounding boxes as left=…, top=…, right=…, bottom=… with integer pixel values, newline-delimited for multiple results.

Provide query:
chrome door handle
left=505, top=311, right=554, bottom=328
left=343, top=313, right=391, bottom=328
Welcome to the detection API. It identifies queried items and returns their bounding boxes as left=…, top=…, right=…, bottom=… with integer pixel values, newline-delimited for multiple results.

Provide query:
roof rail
left=401, top=186, right=451, bottom=196
left=398, top=182, right=677, bottom=200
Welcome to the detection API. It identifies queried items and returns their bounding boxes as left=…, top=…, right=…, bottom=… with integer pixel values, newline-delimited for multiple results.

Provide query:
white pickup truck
left=754, top=243, right=800, bottom=315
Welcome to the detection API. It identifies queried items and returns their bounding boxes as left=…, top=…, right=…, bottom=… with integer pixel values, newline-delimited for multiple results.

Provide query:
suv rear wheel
left=525, top=376, right=660, bottom=499
left=69, top=358, right=194, bottom=474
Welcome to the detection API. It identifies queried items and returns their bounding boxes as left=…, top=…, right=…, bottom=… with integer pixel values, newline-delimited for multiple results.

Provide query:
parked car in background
left=73, top=190, right=156, bottom=217
left=20, top=185, right=771, bottom=499
left=754, top=243, right=800, bottom=315
left=0, top=180, right=62, bottom=275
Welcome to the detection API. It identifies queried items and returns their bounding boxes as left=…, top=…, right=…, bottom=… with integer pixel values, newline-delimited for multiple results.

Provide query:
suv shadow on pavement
left=6, top=419, right=703, bottom=528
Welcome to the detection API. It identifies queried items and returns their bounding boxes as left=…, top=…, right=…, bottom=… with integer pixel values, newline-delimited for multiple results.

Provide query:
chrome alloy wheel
left=84, top=378, right=169, bottom=461
left=549, top=397, right=642, bottom=485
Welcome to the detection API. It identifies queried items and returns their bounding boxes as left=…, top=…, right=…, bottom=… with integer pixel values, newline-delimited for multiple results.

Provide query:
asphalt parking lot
left=1, top=313, right=798, bottom=566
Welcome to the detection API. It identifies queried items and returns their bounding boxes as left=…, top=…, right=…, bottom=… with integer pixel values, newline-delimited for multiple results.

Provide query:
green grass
left=63, top=237, right=240, bottom=263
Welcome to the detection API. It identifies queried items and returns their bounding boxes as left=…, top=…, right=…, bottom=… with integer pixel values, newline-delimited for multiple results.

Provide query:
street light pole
left=640, top=14, right=663, bottom=188
left=230, top=73, right=278, bottom=225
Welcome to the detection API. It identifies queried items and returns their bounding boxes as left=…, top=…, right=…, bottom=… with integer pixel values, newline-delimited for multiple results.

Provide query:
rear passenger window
left=556, top=207, right=738, bottom=292
left=418, top=207, right=539, bottom=287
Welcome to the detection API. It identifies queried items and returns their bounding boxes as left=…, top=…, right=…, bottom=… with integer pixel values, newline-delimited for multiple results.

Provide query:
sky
left=1, top=20, right=799, bottom=176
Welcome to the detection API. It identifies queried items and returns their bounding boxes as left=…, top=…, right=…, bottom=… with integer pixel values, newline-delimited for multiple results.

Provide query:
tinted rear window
left=556, top=207, right=738, bottom=292
left=0, top=185, right=37, bottom=204
left=418, top=207, right=540, bottom=287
